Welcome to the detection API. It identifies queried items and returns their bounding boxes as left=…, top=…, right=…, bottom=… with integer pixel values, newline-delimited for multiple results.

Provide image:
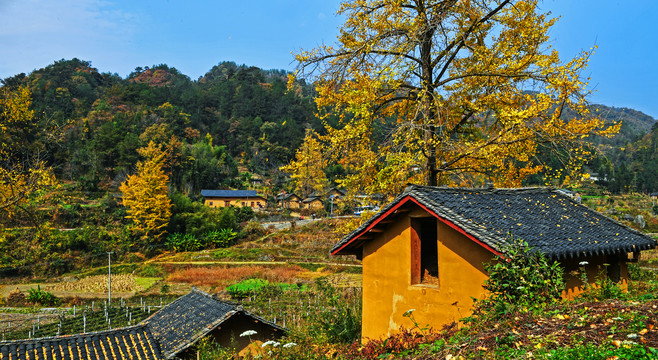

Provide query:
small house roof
left=302, top=196, right=322, bottom=203
left=0, top=324, right=162, bottom=360
left=326, top=188, right=346, bottom=196
left=142, top=289, right=285, bottom=359
left=277, top=193, right=300, bottom=201
left=332, top=185, right=656, bottom=260
left=201, top=190, right=261, bottom=198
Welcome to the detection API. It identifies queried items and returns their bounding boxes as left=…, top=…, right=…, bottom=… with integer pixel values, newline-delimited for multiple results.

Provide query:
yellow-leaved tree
left=291, top=0, right=619, bottom=197
left=280, top=130, right=328, bottom=197
left=120, top=141, right=172, bottom=245
left=0, top=85, right=57, bottom=218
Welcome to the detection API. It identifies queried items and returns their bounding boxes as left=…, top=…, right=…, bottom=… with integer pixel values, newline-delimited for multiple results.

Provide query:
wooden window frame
left=410, top=217, right=439, bottom=286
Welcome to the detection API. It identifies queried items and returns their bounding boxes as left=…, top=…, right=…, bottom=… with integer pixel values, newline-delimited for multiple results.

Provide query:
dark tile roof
left=302, top=196, right=321, bottom=203
left=0, top=324, right=162, bottom=360
left=277, top=193, right=300, bottom=201
left=142, top=289, right=285, bottom=359
left=332, top=185, right=656, bottom=260
left=201, top=190, right=260, bottom=198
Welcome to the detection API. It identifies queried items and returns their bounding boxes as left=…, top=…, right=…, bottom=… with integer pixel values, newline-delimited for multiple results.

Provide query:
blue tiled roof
left=332, top=185, right=656, bottom=260
left=201, top=190, right=260, bottom=198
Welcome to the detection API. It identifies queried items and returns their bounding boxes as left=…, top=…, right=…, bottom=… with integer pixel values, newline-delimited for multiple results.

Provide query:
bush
left=475, top=237, right=564, bottom=317
left=236, top=206, right=255, bottom=223
left=27, top=285, right=60, bottom=306
left=205, top=228, right=237, bottom=248
left=226, top=279, right=306, bottom=299
left=226, top=279, right=270, bottom=299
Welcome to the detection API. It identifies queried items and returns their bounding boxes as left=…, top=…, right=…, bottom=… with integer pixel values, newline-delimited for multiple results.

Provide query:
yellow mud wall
left=361, top=208, right=493, bottom=341
left=204, top=197, right=266, bottom=208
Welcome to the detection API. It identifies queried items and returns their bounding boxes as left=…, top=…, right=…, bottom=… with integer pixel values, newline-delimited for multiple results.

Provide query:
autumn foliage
left=292, top=0, right=620, bottom=197
left=120, top=141, right=172, bottom=244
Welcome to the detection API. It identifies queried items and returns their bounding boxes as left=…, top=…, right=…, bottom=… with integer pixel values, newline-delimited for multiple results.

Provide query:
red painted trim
left=332, top=195, right=502, bottom=257
left=332, top=196, right=416, bottom=255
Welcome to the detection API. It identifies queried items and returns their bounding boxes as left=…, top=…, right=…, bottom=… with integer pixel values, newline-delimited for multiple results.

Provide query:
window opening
left=411, top=217, right=438, bottom=286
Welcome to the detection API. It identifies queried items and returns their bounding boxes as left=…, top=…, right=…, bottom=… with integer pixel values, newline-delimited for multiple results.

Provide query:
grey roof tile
left=142, top=289, right=285, bottom=358
left=201, top=190, right=260, bottom=198
left=0, top=324, right=162, bottom=360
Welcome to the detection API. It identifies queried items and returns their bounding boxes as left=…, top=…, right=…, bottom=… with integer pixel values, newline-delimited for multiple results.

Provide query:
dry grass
left=45, top=274, right=136, bottom=293
left=167, top=265, right=305, bottom=288
left=642, top=248, right=658, bottom=263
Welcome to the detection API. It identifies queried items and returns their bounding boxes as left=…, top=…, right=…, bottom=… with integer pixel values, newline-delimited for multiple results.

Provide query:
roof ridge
left=405, top=183, right=555, bottom=193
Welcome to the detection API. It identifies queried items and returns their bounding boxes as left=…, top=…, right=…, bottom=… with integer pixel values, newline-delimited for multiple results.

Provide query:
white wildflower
left=240, top=330, right=257, bottom=337
left=283, top=342, right=297, bottom=348
left=262, top=340, right=281, bottom=348
left=579, top=261, right=589, bottom=266
left=402, top=309, right=416, bottom=317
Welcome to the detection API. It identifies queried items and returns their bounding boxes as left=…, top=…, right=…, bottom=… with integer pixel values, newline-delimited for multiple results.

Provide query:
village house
left=326, top=187, right=346, bottom=202
left=276, top=192, right=302, bottom=209
left=143, top=289, right=285, bottom=359
left=301, top=196, right=324, bottom=210
left=201, top=189, right=267, bottom=210
left=331, top=185, right=657, bottom=340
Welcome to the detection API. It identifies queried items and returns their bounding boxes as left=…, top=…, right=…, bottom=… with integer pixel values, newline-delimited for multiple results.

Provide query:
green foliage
left=225, top=279, right=306, bottom=299
left=26, top=285, right=60, bottom=306
left=543, top=343, right=658, bottom=360
left=205, top=228, right=237, bottom=248
left=306, top=277, right=361, bottom=344
left=476, top=237, right=564, bottom=317
left=226, top=278, right=270, bottom=299
left=168, top=192, right=239, bottom=237
left=166, top=228, right=237, bottom=252
left=236, top=206, right=255, bottom=223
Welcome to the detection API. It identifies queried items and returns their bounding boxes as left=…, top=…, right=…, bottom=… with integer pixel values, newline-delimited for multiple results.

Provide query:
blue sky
left=0, top=0, right=656, bottom=118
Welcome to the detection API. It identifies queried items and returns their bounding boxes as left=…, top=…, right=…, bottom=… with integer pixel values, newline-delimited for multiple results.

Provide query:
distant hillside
left=588, top=104, right=656, bottom=149
left=1, top=58, right=322, bottom=199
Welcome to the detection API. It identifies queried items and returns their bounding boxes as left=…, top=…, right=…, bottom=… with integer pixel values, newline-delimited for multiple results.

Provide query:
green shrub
left=205, top=228, right=237, bottom=248
left=236, top=206, right=255, bottom=223
left=475, top=237, right=564, bottom=317
left=226, top=279, right=307, bottom=299
left=226, top=279, right=270, bottom=299
left=27, top=285, right=60, bottom=306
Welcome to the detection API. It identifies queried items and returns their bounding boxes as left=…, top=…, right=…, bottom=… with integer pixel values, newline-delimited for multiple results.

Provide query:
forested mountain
left=2, top=59, right=322, bottom=197
left=588, top=121, right=658, bottom=194
left=2, top=58, right=656, bottom=200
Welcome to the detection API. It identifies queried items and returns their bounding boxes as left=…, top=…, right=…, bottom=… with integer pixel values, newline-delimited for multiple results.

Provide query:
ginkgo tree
left=0, top=85, right=57, bottom=218
left=120, top=141, right=172, bottom=246
left=291, top=0, right=619, bottom=197
left=280, top=130, right=328, bottom=197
